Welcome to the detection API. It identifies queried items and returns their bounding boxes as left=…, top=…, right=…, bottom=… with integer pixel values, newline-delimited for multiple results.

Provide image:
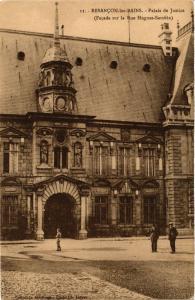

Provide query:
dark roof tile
left=0, top=29, right=175, bottom=122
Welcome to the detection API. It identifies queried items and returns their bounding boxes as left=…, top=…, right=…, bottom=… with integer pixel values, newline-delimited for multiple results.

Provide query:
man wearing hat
left=168, top=222, right=178, bottom=253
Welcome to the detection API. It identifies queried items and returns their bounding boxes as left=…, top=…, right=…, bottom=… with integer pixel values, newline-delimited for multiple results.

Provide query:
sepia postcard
left=0, top=0, right=194, bottom=299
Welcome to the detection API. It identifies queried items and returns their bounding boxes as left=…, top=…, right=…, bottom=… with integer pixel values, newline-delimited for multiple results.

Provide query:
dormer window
left=143, top=64, right=151, bottom=72
left=17, top=51, right=25, bottom=61
left=46, top=71, right=51, bottom=86
left=75, top=57, right=83, bottom=66
left=110, top=61, right=118, bottom=69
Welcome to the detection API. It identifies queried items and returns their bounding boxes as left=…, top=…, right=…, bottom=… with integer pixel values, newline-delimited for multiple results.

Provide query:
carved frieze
left=70, top=129, right=86, bottom=137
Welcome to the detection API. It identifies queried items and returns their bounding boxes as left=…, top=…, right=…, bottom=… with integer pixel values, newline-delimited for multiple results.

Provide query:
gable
left=92, top=178, right=111, bottom=187
left=112, top=179, right=138, bottom=193
left=34, top=174, right=90, bottom=189
left=136, top=134, right=163, bottom=144
left=0, top=127, right=27, bottom=138
left=88, top=132, right=116, bottom=142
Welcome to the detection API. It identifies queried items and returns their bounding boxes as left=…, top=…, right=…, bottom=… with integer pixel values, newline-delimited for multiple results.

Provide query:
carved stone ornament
left=121, top=129, right=130, bottom=142
left=54, top=94, right=75, bottom=113
left=55, top=129, right=68, bottom=144
left=70, top=129, right=86, bottom=137
left=36, top=127, right=53, bottom=136
left=39, top=96, right=52, bottom=113
left=36, top=184, right=46, bottom=195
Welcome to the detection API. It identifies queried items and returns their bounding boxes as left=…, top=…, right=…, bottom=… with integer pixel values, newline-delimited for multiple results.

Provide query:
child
left=56, top=228, right=62, bottom=251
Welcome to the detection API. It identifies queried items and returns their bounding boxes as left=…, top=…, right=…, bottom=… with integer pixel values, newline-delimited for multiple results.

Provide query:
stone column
left=135, top=193, right=142, bottom=235
left=25, top=195, right=31, bottom=236
left=32, top=122, right=37, bottom=175
left=111, top=196, right=117, bottom=225
left=79, top=193, right=88, bottom=239
left=36, top=194, right=44, bottom=240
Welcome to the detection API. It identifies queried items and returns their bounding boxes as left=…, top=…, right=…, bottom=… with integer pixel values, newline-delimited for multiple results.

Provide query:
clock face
left=56, top=97, right=67, bottom=111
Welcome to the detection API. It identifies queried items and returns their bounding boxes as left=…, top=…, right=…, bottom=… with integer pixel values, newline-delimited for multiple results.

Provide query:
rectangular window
left=30, top=195, right=33, bottom=211
left=94, top=146, right=108, bottom=175
left=54, top=147, right=68, bottom=169
left=3, top=143, right=18, bottom=173
left=102, top=147, right=108, bottom=175
left=143, top=149, right=155, bottom=176
left=54, top=147, right=61, bottom=169
left=144, top=197, right=157, bottom=224
left=94, top=196, right=108, bottom=224
left=166, top=40, right=171, bottom=44
left=119, top=196, right=133, bottom=224
left=62, top=147, right=68, bottom=169
left=111, top=155, right=116, bottom=170
left=94, top=146, right=100, bottom=175
left=1, top=195, right=18, bottom=227
left=118, top=148, right=130, bottom=176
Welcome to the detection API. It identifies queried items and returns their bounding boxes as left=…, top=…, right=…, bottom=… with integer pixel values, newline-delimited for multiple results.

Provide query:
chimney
left=61, top=25, right=64, bottom=35
left=159, top=23, right=172, bottom=56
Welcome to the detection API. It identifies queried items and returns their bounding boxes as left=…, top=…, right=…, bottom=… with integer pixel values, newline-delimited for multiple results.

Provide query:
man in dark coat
left=150, top=224, right=159, bottom=252
left=168, top=223, right=178, bottom=253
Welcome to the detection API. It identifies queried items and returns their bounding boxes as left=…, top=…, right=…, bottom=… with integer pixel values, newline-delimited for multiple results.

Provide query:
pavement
left=1, top=237, right=194, bottom=300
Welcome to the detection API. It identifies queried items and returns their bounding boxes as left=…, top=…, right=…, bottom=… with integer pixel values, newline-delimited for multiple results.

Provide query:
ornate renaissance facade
left=0, top=4, right=193, bottom=240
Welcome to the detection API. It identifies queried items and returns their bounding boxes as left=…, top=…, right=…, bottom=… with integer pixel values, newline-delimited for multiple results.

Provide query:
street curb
left=0, top=236, right=194, bottom=245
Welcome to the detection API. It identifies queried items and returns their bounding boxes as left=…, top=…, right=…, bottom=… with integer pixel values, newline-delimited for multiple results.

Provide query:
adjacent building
left=0, top=4, right=193, bottom=240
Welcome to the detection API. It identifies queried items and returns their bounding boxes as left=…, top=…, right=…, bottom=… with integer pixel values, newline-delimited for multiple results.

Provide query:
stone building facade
left=0, top=4, right=193, bottom=240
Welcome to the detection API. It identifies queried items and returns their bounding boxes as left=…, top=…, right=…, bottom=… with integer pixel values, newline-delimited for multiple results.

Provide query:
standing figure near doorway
left=168, top=222, right=178, bottom=253
left=150, top=224, right=159, bottom=252
left=56, top=228, right=62, bottom=251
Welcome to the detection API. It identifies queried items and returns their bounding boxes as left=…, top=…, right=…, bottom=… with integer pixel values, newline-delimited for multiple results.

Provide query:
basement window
left=17, top=51, right=25, bottom=61
left=143, top=64, right=150, bottom=72
left=110, top=61, right=118, bottom=69
left=75, top=57, right=83, bottom=66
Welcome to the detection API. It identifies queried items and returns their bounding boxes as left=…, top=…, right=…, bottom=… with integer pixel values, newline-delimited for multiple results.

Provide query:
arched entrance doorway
left=44, top=193, right=77, bottom=238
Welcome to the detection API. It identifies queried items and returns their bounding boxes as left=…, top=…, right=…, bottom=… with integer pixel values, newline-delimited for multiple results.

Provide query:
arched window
left=40, top=140, right=48, bottom=164
left=74, top=142, right=82, bottom=168
left=46, top=71, right=51, bottom=86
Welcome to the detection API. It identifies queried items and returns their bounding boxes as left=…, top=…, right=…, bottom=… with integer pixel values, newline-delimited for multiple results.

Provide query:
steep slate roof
left=0, top=29, right=175, bottom=123
left=171, top=30, right=194, bottom=105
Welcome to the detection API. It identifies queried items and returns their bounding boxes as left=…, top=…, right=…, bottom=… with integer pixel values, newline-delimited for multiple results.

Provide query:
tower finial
left=54, top=2, right=60, bottom=46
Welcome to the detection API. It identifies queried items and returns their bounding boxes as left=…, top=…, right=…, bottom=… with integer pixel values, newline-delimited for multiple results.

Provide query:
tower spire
left=54, top=2, right=60, bottom=46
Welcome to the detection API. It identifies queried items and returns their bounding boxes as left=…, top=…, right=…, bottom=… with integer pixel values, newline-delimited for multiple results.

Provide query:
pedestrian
left=168, top=223, right=178, bottom=253
left=150, top=224, right=159, bottom=252
left=56, top=228, right=62, bottom=251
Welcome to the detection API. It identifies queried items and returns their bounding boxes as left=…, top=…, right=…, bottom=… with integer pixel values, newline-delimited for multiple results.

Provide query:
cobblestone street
left=2, top=271, right=151, bottom=300
left=1, top=237, right=194, bottom=299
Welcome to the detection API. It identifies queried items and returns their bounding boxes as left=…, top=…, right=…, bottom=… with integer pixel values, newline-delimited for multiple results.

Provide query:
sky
left=0, top=0, right=193, bottom=45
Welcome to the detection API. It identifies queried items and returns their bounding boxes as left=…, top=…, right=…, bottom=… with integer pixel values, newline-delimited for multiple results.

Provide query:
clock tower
left=36, top=2, right=77, bottom=114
